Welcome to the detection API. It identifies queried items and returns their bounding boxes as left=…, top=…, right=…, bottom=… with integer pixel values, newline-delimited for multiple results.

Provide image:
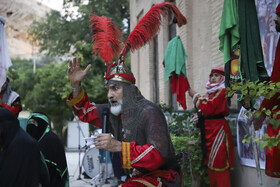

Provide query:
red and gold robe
left=194, top=88, right=234, bottom=171
left=194, top=88, right=234, bottom=187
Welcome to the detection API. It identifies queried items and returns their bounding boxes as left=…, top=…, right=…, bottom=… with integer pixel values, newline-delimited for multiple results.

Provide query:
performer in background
left=0, top=108, right=50, bottom=187
left=249, top=3, right=280, bottom=179
left=188, top=66, right=234, bottom=187
left=0, top=78, right=22, bottom=117
left=27, top=112, right=69, bottom=187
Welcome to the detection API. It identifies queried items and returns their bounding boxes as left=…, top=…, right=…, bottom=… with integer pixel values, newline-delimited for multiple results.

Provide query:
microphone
left=102, top=108, right=109, bottom=133
left=102, top=108, right=110, bottom=182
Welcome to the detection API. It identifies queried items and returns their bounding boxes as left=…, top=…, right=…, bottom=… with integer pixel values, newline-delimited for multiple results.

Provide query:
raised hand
left=188, top=87, right=197, bottom=98
left=67, top=57, right=92, bottom=88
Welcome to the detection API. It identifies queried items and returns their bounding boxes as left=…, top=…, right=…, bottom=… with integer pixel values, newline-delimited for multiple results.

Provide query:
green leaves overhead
left=11, top=0, right=129, bottom=141
left=28, top=0, right=129, bottom=56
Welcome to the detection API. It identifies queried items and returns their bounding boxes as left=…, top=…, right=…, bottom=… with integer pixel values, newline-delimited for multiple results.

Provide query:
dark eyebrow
left=108, top=83, right=120, bottom=89
left=109, top=84, right=116, bottom=88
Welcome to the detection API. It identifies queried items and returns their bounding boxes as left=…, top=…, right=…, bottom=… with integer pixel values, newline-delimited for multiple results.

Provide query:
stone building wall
left=130, top=0, right=227, bottom=109
left=0, top=0, right=51, bottom=59
left=129, top=2, right=280, bottom=187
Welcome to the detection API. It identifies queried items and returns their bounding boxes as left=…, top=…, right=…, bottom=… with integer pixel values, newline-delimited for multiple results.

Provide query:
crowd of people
left=0, top=2, right=280, bottom=187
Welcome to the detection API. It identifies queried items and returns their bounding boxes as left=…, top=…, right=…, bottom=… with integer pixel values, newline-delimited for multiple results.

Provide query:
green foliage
left=242, top=134, right=252, bottom=144
left=171, top=133, right=209, bottom=186
left=159, top=103, right=194, bottom=136
left=226, top=80, right=280, bottom=154
left=28, top=0, right=129, bottom=56
left=159, top=104, right=209, bottom=186
left=28, top=10, right=73, bottom=55
left=17, top=0, right=130, bottom=142
left=7, top=58, right=108, bottom=142
left=7, top=59, right=35, bottom=102
left=9, top=60, right=73, bottom=138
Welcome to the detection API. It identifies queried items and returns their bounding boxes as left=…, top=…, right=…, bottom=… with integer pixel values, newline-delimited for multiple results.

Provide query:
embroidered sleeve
left=67, top=89, right=102, bottom=127
left=122, top=142, right=165, bottom=170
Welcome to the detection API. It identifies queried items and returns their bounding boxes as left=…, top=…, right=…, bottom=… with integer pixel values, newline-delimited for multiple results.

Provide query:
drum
left=82, top=147, right=101, bottom=178
left=82, top=147, right=114, bottom=179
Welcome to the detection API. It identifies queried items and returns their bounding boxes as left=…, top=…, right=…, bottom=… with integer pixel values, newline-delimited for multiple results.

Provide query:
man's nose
left=107, top=90, right=113, bottom=98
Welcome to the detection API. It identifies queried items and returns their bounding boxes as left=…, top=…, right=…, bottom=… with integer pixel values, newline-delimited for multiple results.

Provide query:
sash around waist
left=204, top=115, right=224, bottom=120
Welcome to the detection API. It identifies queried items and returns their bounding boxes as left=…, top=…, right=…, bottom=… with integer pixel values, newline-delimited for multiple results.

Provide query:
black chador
left=0, top=108, right=49, bottom=187
left=27, top=112, right=69, bottom=187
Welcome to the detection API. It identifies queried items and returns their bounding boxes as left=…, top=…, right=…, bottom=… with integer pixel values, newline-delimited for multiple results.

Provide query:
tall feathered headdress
left=89, top=13, right=123, bottom=65
left=90, top=2, right=187, bottom=84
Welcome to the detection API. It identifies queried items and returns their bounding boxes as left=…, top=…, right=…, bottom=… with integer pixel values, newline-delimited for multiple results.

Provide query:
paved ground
left=66, top=151, right=120, bottom=187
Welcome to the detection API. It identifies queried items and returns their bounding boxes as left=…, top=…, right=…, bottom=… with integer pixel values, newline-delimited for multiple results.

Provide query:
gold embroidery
left=68, top=89, right=85, bottom=106
left=122, top=142, right=131, bottom=169
left=132, top=179, right=156, bottom=187
left=201, top=88, right=223, bottom=104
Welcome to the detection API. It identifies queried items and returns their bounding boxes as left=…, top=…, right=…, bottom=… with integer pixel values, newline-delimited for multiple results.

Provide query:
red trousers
left=208, top=169, right=231, bottom=187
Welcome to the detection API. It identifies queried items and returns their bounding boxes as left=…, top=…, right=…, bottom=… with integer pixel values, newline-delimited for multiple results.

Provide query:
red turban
left=210, top=66, right=225, bottom=76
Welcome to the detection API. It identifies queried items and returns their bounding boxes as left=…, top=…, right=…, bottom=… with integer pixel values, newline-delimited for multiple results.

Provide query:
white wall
left=67, top=120, right=90, bottom=150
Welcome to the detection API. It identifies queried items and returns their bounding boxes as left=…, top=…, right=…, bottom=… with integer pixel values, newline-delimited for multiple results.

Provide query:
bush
left=159, top=104, right=209, bottom=186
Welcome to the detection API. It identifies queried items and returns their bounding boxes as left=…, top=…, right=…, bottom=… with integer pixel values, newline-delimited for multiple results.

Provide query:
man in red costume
left=249, top=3, right=280, bottom=179
left=67, top=57, right=180, bottom=186
left=188, top=66, right=234, bottom=187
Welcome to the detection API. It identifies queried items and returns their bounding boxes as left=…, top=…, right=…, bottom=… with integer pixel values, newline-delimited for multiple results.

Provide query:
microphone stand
left=72, top=112, right=89, bottom=183
left=100, top=108, right=110, bottom=185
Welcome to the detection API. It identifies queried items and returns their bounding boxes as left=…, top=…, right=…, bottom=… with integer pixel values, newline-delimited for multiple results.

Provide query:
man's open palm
left=68, top=57, right=91, bottom=86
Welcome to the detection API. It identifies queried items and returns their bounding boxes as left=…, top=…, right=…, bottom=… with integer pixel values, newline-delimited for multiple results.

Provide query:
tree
left=24, top=62, right=71, bottom=137
left=13, top=0, right=130, bottom=140
left=28, top=0, right=129, bottom=56
left=8, top=57, right=107, bottom=142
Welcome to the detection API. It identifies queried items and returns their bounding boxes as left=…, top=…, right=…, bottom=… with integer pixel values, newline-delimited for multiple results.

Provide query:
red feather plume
left=89, top=14, right=122, bottom=65
left=120, top=2, right=187, bottom=57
